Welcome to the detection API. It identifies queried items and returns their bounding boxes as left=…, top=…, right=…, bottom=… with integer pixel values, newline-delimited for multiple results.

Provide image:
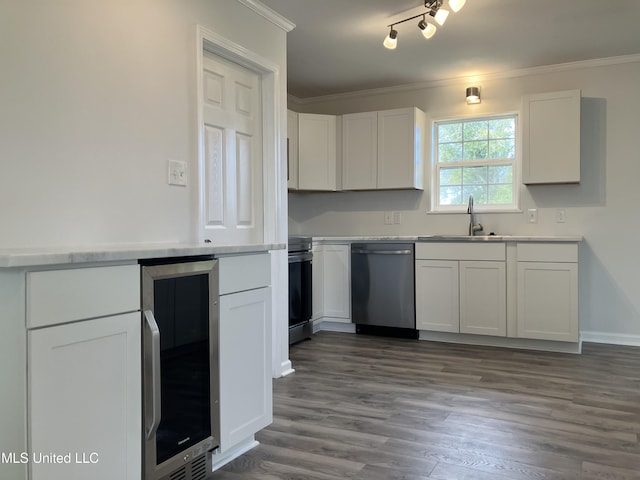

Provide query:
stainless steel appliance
left=288, top=236, right=313, bottom=344
left=351, top=243, right=418, bottom=338
left=140, top=256, right=220, bottom=480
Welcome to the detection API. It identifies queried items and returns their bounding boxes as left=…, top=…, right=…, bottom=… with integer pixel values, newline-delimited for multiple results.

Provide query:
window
left=432, top=114, right=518, bottom=212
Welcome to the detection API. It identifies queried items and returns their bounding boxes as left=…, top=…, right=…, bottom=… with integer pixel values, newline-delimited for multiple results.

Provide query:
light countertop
left=310, top=235, right=583, bottom=243
left=0, top=242, right=285, bottom=268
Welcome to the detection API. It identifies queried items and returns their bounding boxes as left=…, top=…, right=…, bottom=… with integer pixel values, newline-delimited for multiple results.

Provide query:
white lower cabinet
left=460, top=261, right=506, bottom=336
left=416, top=241, right=580, bottom=345
left=415, top=243, right=506, bottom=337
left=20, top=264, right=142, bottom=480
left=218, top=287, right=272, bottom=451
left=215, top=253, right=272, bottom=458
left=516, top=244, right=579, bottom=342
left=312, top=244, right=350, bottom=322
left=415, top=260, right=459, bottom=332
left=29, top=313, right=141, bottom=480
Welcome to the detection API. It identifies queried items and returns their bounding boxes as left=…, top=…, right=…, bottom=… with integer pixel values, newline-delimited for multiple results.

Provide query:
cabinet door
left=298, top=113, right=337, bottom=191
left=415, top=260, right=459, bottom=332
left=287, top=110, right=298, bottom=190
left=460, top=261, right=506, bottom=336
left=342, top=111, right=377, bottom=190
left=523, top=89, right=580, bottom=184
left=311, top=244, right=324, bottom=320
left=322, top=245, right=350, bottom=320
left=517, top=262, right=578, bottom=342
left=219, top=287, right=272, bottom=452
left=28, top=313, right=141, bottom=480
left=377, top=108, right=424, bottom=190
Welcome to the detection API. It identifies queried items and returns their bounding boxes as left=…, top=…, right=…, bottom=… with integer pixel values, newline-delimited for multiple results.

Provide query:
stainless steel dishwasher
left=351, top=243, right=417, bottom=338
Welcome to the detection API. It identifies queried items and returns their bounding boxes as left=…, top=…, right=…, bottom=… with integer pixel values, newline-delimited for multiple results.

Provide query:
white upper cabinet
left=287, top=110, right=299, bottom=190
left=342, top=107, right=425, bottom=191
left=298, top=113, right=338, bottom=191
left=522, top=89, right=581, bottom=184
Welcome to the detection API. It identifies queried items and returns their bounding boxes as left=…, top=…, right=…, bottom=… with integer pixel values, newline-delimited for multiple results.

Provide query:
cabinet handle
left=143, top=310, right=161, bottom=441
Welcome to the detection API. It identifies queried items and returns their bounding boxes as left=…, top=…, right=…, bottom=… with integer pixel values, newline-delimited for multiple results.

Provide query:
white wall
left=0, top=0, right=287, bottom=248
left=289, top=58, right=640, bottom=344
left=0, top=0, right=293, bottom=377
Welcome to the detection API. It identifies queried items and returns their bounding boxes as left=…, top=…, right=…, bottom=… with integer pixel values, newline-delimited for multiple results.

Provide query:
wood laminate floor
left=215, top=332, right=640, bottom=479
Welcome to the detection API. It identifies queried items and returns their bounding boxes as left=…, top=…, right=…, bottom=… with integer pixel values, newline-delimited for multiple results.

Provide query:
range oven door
left=288, top=251, right=312, bottom=328
left=141, top=257, right=220, bottom=480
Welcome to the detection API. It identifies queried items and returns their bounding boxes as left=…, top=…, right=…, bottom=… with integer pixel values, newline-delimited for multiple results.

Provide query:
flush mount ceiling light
left=383, top=0, right=465, bottom=49
left=466, top=86, right=481, bottom=104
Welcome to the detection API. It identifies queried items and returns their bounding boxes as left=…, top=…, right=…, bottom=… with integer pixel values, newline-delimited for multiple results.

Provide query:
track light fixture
left=383, top=0, right=465, bottom=49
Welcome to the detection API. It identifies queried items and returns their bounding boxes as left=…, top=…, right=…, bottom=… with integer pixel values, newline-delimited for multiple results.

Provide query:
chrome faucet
left=467, top=195, right=484, bottom=236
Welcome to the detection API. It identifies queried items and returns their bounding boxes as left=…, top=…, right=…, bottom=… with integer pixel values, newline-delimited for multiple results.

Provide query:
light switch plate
left=527, top=208, right=538, bottom=223
left=168, top=160, right=187, bottom=186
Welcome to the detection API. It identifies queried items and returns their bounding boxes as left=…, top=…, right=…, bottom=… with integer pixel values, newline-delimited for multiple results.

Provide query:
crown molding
left=236, top=0, right=295, bottom=32
left=290, top=53, right=640, bottom=105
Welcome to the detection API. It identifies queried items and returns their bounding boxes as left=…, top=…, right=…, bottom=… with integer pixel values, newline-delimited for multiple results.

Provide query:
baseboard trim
left=314, top=320, right=356, bottom=334
left=311, top=324, right=640, bottom=350
left=278, top=359, right=295, bottom=377
left=211, top=438, right=259, bottom=472
left=580, top=331, right=640, bottom=347
left=418, top=331, right=582, bottom=354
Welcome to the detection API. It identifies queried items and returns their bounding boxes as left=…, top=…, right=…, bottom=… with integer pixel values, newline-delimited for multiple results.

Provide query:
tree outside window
left=433, top=114, right=518, bottom=211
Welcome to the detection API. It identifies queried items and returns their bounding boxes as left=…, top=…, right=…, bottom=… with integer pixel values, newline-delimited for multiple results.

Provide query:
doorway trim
left=195, top=25, right=293, bottom=379
left=196, top=24, right=282, bottom=245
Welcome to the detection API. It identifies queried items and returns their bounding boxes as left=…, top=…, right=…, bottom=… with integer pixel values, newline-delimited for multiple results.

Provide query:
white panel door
left=322, top=244, right=350, bottom=320
left=28, top=313, right=141, bottom=480
left=311, top=244, right=324, bottom=320
left=523, top=89, right=581, bottom=184
left=287, top=110, right=299, bottom=190
left=459, top=261, right=506, bottom=336
left=219, top=287, right=272, bottom=452
left=298, top=113, right=337, bottom=191
left=342, top=111, right=377, bottom=190
left=201, top=52, right=263, bottom=244
left=415, top=260, right=459, bottom=333
left=517, top=262, right=579, bottom=342
left=377, top=108, right=417, bottom=189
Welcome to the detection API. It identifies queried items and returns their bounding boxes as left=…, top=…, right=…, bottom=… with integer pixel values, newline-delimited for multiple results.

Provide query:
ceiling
left=260, top=0, right=640, bottom=99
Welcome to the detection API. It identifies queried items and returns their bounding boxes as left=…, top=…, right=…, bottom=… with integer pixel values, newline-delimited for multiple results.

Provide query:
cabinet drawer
left=517, top=243, right=578, bottom=262
left=27, top=264, right=140, bottom=329
left=416, top=242, right=505, bottom=261
left=219, top=253, right=271, bottom=295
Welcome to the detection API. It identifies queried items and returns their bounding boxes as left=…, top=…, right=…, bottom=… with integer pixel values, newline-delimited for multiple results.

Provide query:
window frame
left=431, top=112, right=521, bottom=213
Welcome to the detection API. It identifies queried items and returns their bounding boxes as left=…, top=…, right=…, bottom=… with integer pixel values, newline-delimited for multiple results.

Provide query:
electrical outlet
left=392, top=211, right=401, bottom=224
left=168, top=160, right=187, bottom=186
left=384, top=211, right=393, bottom=225
left=556, top=208, right=566, bottom=223
left=527, top=208, right=538, bottom=223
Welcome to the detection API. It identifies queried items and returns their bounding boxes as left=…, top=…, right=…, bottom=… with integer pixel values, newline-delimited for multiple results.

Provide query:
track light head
left=449, top=0, right=466, bottom=13
left=433, top=7, right=449, bottom=26
left=418, top=16, right=437, bottom=39
left=383, top=27, right=398, bottom=49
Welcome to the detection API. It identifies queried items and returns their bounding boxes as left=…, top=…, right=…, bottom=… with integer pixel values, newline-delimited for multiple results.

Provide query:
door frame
left=196, top=24, right=282, bottom=245
left=195, top=25, right=294, bottom=379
